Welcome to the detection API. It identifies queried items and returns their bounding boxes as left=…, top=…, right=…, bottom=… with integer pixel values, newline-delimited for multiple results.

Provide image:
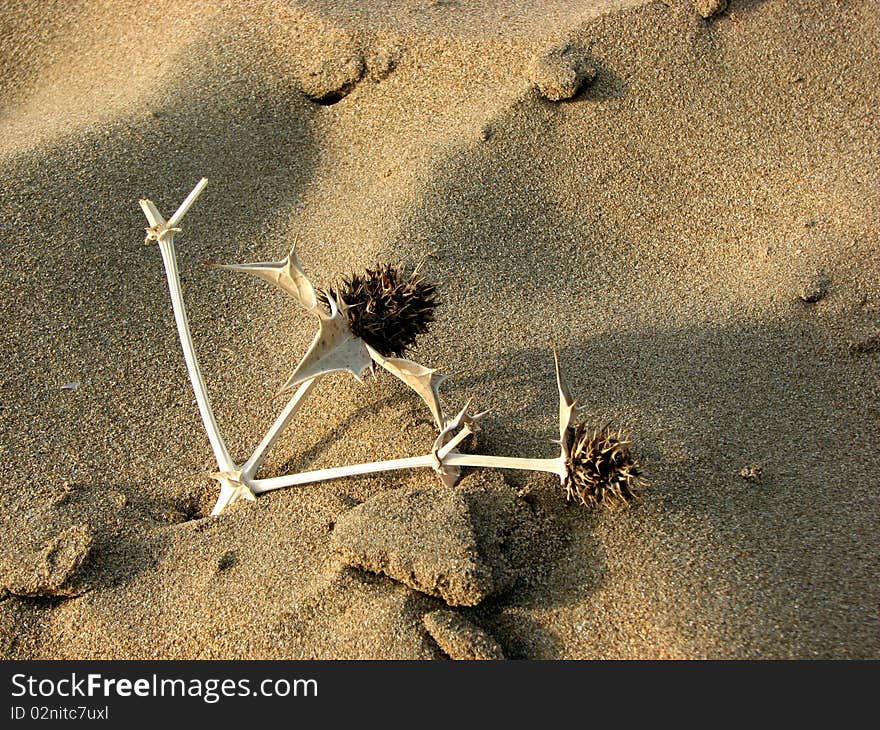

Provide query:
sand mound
left=1, top=525, right=93, bottom=599
left=528, top=43, right=597, bottom=101
left=332, top=472, right=537, bottom=606
left=423, top=609, right=505, bottom=660
left=333, top=485, right=499, bottom=606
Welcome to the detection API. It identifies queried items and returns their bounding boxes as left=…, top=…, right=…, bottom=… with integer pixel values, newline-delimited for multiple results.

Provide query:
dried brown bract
left=320, top=263, right=438, bottom=358
left=564, top=424, right=645, bottom=509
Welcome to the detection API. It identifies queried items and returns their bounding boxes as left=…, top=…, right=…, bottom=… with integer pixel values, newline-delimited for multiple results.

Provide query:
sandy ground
left=0, top=0, right=877, bottom=659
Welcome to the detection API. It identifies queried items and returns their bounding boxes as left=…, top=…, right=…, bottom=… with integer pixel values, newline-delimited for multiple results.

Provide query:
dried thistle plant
left=564, top=425, right=645, bottom=508
left=140, top=179, right=647, bottom=516
left=140, top=180, right=471, bottom=514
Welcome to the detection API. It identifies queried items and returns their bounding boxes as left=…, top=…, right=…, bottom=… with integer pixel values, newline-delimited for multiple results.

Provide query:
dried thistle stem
left=444, top=453, right=564, bottom=476
left=140, top=179, right=235, bottom=473
left=241, top=379, right=317, bottom=480
left=251, top=454, right=437, bottom=493
left=141, top=186, right=643, bottom=515
left=165, top=177, right=209, bottom=229
left=250, top=452, right=564, bottom=494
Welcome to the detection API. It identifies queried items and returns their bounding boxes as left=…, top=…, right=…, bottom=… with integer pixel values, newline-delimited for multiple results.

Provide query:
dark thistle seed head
left=564, top=424, right=646, bottom=509
left=319, top=263, right=438, bottom=358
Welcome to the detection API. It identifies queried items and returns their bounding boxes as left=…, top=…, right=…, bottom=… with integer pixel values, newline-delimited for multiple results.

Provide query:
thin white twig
left=139, top=199, right=165, bottom=229
left=444, top=453, right=563, bottom=475
left=156, top=238, right=235, bottom=472
left=250, top=452, right=564, bottom=493
left=241, top=379, right=318, bottom=480
left=251, top=454, right=437, bottom=493
left=166, top=177, right=208, bottom=229
left=436, top=426, right=473, bottom=460
left=140, top=179, right=235, bottom=473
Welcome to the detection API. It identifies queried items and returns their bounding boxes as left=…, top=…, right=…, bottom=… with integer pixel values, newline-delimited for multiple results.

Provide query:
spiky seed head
left=320, top=263, right=438, bottom=358
left=564, top=424, right=646, bottom=509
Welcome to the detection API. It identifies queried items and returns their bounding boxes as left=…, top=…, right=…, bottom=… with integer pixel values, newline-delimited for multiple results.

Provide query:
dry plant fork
left=141, top=179, right=645, bottom=516
left=140, top=180, right=477, bottom=515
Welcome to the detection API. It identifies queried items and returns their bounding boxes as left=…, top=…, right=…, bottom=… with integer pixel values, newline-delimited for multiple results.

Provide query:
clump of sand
left=1, top=525, right=93, bottom=599
left=331, top=471, right=540, bottom=606
left=423, top=610, right=505, bottom=660
left=695, top=0, right=728, bottom=19
left=528, top=43, right=596, bottom=101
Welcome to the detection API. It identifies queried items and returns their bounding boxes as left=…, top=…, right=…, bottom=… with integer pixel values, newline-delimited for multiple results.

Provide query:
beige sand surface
left=0, top=0, right=877, bottom=659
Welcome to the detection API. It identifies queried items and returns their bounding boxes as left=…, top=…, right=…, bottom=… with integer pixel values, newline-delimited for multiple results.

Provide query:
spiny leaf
left=219, top=248, right=317, bottom=311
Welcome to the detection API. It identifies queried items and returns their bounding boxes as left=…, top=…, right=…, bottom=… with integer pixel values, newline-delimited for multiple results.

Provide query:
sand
left=0, top=0, right=877, bottom=659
